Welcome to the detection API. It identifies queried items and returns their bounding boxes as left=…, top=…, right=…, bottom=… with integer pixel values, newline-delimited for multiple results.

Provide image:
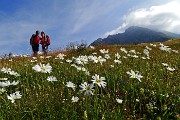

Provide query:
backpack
left=30, top=34, right=35, bottom=45
left=46, top=35, right=50, bottom=45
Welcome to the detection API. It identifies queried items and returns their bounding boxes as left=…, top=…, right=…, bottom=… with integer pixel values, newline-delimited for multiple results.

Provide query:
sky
left=0, top=0, right=180, bottom=55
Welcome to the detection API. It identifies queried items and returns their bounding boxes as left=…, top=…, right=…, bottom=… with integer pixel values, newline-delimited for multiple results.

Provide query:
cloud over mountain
left=105, top=1, right=180, bottom=36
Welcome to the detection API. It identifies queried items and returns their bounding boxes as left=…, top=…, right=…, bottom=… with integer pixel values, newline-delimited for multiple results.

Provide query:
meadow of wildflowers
left=0, top=40, right=179, bottom=119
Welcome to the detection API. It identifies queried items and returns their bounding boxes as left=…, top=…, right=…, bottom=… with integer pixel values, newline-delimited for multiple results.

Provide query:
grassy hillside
left=0, top=39, right=179, bottom=119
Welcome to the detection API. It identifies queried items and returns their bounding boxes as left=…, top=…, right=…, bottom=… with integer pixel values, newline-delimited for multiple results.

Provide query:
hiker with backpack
left=30, top=30, right=41, bottom=56
left=40, top=31, right=50, bottom=55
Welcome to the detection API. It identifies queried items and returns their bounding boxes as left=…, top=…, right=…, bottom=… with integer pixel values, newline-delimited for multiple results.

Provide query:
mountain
left=90, top=26, right=180, bottom=46
left=160, top=31, right=180, bottom=38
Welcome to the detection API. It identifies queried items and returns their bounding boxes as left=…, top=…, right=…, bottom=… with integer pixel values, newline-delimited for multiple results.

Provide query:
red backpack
left=46, top=35, right=50, bottom=45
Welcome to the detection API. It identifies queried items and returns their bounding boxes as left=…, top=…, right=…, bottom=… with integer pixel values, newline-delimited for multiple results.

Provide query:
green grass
left=0, top=39, right=179, bottom=120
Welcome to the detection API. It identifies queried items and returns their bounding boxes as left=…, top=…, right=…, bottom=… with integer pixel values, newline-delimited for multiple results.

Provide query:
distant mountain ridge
left=90, top=26, right=180, bottom=46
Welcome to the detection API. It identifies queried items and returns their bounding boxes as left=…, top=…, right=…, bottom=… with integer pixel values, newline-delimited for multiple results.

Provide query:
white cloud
left=105, top=1, right=180, bottom=36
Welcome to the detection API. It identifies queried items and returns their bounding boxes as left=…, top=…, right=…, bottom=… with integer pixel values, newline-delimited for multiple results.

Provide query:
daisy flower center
left=85, top=86, right=90, bottom=90
left=41, top=66, right=46, bottom=71
left=96, top=79, right=101, bottom=83
left=96, top=58, right=100, bottom=61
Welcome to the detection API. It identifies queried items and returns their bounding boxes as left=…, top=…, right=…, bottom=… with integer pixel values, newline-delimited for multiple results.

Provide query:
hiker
left=46, top=35, right=51, bottom=47
left=30, top=30, right=41, bottom=56
left=40, top=32, right=50, bottom=55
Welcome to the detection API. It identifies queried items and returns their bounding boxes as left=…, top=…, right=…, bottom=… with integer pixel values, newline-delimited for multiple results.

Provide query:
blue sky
left=0, top=0, right=179, bottom=55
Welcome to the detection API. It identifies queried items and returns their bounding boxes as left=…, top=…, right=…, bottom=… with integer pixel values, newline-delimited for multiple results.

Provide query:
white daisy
left=56, top=53, right=66, bottom=60
left=167, top=67, right=175, bottom=72
left=79, top=82, right=94, bottom=95
left=47, top=76, right=57, bottom=82
left=7, top=91, right=22, bottom=103
left=116, top=98, right=123, bottom=104
left=32, top=63, right=52, bottom=73
left=127, top=70, right=143, bottom=82
left=100, top=49, right=109, bottom=54
left=91, top=74, right=106, bottom=88
left=66, top=81, right=76, bottom=91
left=71, top=96, right=79, bottom=103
